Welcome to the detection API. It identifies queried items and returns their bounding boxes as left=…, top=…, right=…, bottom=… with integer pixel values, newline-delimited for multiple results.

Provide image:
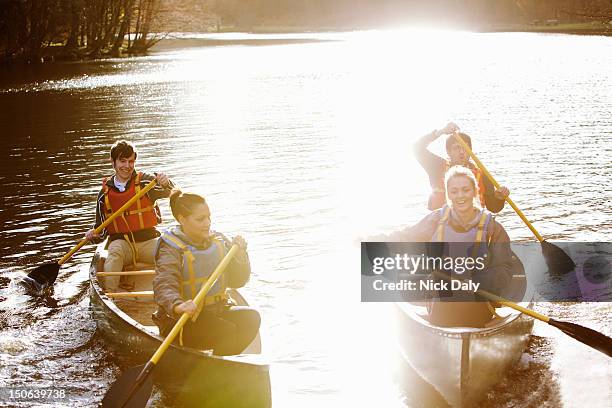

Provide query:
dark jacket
left=385, top=208, right=514, bottom=293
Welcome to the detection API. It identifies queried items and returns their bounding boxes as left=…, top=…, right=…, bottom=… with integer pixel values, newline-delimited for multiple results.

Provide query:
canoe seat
left=98, top=270, right=156, bottom=277
left=123, top=262, right=153, bottom=271
left=105, top=290, right=154, bottom=299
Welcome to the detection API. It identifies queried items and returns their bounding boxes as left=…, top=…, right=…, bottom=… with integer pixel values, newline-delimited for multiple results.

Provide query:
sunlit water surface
left=0, top=30, right=610, bottom=407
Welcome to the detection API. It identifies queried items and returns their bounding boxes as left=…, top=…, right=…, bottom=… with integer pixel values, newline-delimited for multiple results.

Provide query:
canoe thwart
left=98, top=270, right=156, bottom=277
left=105, top=290, right=154, bottom=299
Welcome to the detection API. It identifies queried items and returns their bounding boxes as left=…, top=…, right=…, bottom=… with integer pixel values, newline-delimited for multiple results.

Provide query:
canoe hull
left=396, top=303, right=533, bottom=407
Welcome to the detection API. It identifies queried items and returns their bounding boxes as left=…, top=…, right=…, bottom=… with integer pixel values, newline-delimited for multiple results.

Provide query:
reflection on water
left=0, top=30, right=610, bottom=407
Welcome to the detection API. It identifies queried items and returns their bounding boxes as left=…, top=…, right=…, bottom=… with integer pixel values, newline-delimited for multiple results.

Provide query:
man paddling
left=413, top=122, right=509, bottom=212
left=85, top=140, right=174, bottom=291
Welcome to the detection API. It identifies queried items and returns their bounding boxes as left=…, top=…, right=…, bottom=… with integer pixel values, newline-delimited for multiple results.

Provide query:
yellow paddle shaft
left=475, top=287, right=549, bottom=323
left=58, top=179, right=158, bottom=265
left=431, top=270, right=550, bottom=323
left=452, top=133, right=545, bottom=243
left=149, top=245, right=239, bottom=365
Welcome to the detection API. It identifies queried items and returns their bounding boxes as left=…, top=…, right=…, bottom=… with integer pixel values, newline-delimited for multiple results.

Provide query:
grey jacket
left=153, top=227, right=250, bottom=318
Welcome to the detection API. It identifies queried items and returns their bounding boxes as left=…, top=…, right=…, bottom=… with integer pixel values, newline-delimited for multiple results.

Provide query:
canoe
left=89, top=242, right=271, bottom=408
left=395, top=292, right=534, bottom=407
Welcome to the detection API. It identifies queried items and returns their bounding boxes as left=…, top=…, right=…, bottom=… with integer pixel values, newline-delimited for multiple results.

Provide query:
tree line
left=516, top=0, right=612, bottom=21
left=2, top=0, right=610, bottom=63
left=208, top=0, right=612, bottom=28
left=0, top=0, right=163, bottom=63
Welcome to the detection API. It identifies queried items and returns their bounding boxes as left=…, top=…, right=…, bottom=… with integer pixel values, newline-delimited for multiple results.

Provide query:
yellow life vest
left=158, top=227, right=229, bottom=309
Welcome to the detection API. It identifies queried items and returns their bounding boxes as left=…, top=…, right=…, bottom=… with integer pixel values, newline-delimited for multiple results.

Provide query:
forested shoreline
left=1, top=0, right=611, bottom=64
left=0, top=0, right=163, bottom=63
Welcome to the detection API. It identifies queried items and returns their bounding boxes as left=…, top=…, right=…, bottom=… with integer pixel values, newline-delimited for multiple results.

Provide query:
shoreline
left=206, top=22, right=612, bottom=37
left=479, top=25, right=612, bottom=37
left=3, top=24, right=610, bottom=66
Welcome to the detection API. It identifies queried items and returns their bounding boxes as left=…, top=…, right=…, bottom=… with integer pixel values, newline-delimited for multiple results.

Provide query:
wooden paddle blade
left=549, top=319, right=612, bottom=358
left=102, top=364, right=154, bottom=408
left=541, top=240, right=575, bottom=275
left=24, top=262, right=60, bottom=290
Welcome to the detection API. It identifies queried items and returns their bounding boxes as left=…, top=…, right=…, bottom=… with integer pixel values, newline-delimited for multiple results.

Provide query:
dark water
left=0, top=31, right=611, bottom=407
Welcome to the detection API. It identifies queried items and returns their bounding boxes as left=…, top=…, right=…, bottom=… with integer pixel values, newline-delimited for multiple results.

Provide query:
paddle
left=452, top=133, right=575, bottom=274
left=23, top=179, right=158, bottom=291
left=432, top=270, right=612, bottom=358
left=477, top=285, right=611, bottom=358
left=102, top=244, right=239, bottom=408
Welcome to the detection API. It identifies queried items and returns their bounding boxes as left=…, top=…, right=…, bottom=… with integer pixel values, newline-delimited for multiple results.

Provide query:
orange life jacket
left=102, top=172, right=158, bottom=234
left=428, top=161, right=487, bottom=210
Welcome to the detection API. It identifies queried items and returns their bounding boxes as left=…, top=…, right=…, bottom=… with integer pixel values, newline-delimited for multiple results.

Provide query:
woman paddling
left=153, top=190, right=260, bottom=355
left=398, top=166, right=519, bottom=327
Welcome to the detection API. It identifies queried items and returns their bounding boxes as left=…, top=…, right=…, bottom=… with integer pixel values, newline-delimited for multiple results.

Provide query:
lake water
left=0, top=30, right=610, bottom=407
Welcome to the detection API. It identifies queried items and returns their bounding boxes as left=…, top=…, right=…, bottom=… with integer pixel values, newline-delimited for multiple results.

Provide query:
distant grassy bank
left=479, top=22, right=612, bottom=36
left=211, top=21, right=612, bottom=36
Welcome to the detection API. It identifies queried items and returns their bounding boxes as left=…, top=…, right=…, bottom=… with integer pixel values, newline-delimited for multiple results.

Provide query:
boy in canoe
left=85, top=140, right=174, bottom=290
left=413, top=122, right=510, bottom=212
